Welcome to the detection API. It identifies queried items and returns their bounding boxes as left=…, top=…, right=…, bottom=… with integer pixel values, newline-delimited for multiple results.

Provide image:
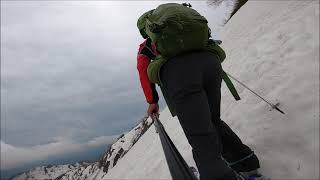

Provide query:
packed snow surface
left=96, top=1, right=320, bottom=179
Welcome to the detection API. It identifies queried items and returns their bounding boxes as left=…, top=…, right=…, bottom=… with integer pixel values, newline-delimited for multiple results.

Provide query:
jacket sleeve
left=137, top=46, right=159, bottom=104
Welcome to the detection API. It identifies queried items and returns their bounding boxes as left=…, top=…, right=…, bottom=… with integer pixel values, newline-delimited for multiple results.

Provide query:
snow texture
left=11, top=1, right=319, bottom=179
left=98, top=1, right=320, bottom=179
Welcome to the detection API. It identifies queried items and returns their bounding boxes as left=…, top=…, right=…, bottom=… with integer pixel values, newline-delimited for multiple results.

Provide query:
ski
left=153, top=115, right=198, bottom=180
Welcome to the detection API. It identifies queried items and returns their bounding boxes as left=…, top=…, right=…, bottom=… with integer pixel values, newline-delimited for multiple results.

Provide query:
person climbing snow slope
left=136, top=3, right=263, bottom=180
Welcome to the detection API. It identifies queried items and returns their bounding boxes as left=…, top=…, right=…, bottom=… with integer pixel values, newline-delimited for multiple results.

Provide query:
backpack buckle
left=182, top=3, right=192, bottom=8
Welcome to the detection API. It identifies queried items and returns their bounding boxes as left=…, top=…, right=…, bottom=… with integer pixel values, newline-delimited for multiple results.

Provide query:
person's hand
left=147, top=103, right=159, bottom=117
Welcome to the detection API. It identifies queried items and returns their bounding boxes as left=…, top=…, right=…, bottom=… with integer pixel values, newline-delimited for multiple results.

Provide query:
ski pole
left=226, top=72, right=285, bottom=114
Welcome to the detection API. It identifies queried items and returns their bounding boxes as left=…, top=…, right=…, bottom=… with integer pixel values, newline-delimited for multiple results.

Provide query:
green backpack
left=137, top=3, right=240, bottom=101
left=144, top=3, right=209, bottom=57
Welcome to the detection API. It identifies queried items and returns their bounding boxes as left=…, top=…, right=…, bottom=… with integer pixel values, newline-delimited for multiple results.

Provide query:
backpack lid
left=137, top=9, right=154, bottom=39
left=148, top=3, right=208, bottom=26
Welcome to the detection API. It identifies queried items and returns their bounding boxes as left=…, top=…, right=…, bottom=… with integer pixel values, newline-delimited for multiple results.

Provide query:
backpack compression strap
left=222, top=71, right=241, bottom=101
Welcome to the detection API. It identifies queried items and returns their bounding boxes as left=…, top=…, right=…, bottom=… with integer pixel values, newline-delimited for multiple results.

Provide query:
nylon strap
left=222, top=71, right=241, bottom=101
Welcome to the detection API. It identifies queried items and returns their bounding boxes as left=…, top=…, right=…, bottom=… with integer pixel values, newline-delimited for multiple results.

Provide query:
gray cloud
left=1, top=134, right=119, bottom=170
left=1, top=1, right=157, bottom=146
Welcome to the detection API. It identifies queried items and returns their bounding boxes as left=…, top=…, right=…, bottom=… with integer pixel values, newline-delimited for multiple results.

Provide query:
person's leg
left=205, top=103, right=260, bottom=172
left=173, top=87, right=232, bottom=180
left=201, top=52, right=260, bottom=173
left=216, top=121, right=260, bottom=172
left=160, top=52, right=235, bottom=180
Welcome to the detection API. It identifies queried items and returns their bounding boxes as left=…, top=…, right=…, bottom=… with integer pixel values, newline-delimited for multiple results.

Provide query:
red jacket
left=137, top=38, right=159, bottom=104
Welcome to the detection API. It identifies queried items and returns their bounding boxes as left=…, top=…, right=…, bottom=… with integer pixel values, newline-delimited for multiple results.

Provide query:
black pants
left=160, top=51, right=260, bottom=180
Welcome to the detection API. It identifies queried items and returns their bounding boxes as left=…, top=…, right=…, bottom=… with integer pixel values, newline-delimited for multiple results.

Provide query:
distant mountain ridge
left=11, top=163, right=92, bottom=180
left=11, top=116, right=153, bottom=180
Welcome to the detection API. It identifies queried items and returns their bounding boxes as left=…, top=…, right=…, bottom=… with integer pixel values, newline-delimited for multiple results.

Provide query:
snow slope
left=94, top=1, right=319, bottom=179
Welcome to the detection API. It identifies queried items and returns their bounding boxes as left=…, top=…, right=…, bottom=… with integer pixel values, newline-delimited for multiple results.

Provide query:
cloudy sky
left=1, top=0, right=232, bottom=175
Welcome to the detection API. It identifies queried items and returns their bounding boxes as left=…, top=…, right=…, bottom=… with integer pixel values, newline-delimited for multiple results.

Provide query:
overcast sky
left=1, top=0, right=232, bottom=172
